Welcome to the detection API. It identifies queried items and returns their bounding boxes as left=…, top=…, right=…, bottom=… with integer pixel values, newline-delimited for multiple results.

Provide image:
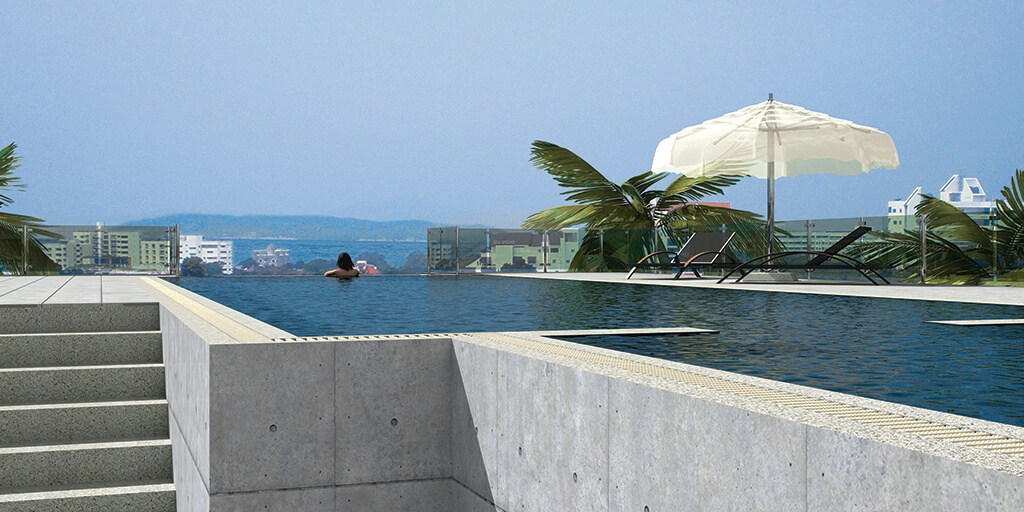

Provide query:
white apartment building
left=938, top=175, right=996, bottom=216
left=179, top=235, right=234, bottom=274
left=887, top=174, right=997, bottom=232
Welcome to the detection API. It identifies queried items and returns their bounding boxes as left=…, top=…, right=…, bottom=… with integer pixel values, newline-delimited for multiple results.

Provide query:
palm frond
left=916, top=195, right=990, bottom=248
left=995, top=169, right=1024, bottom=270
left=0, top=143, right=26, bottom=208
left=530, top=141, right=626, bottom=205
left=857, top=230, right=990, bottom=283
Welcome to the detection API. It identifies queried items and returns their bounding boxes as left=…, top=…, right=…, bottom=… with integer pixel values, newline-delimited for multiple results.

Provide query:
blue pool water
left=171, top=275, right=1024, bottom=427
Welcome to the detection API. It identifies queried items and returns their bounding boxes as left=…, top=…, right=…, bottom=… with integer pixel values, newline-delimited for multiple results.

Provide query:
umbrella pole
left=767, top=160, right=775, bottom=254
left=766, top=119, right=776, bottom=255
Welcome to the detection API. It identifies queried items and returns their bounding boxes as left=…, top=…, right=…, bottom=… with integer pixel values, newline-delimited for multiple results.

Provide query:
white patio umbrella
left=651, top=94, right=899, bottom=253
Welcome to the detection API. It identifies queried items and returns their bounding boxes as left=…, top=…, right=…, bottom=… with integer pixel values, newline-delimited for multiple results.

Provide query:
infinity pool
left=171, top=275, right=1024, bottom=427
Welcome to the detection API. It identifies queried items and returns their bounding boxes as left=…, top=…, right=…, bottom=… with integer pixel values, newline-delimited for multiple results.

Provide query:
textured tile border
left=467, top=332, right=1024, bottom=459
left=138, top=277, right=272, bottom=344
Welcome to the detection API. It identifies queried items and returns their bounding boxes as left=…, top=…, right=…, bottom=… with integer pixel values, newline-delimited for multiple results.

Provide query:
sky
left=2, top=1, right=1022, bottom=228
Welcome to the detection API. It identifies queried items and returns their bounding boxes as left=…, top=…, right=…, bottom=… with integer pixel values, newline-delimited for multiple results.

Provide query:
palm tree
left=0, top=143, right=61, bottom=274
left=521, top=140, right=769, bottom=271
left=857, top=169, right=1024, bottom=284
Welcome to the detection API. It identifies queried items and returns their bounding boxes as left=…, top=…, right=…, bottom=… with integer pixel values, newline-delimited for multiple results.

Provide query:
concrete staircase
left=0, top=306, right=174, bottom=511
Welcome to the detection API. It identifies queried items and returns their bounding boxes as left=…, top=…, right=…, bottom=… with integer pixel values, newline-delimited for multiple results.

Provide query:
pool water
left=171, top=275, right=1024, bottom=427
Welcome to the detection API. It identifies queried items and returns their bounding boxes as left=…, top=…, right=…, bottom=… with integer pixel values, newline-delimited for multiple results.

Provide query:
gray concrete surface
left=0, top=277, right=175, bottom=510
left=0, top=331, right=163, bottom=368
left=6, top=276, right=1024, bottom=510
left=500, top=271, right=1024, bottom=307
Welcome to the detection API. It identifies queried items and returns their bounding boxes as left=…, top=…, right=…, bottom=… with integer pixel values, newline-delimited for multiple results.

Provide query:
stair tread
left=0, top=480, right=173, bottom=501
left=0, top=363, right=164, bottom=373
left=0, top=330, right=161, bottom=338
left=0, top=438, right=171, bottom=455
left=0, top=398, right=167, bottom=412
left=1, top=435, right=171, bottom=450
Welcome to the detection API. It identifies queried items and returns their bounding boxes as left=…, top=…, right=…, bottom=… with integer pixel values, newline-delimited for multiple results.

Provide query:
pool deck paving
left=493, top=271, right=1024, bottom=308
left=2, top=273, right=1024, bottom=309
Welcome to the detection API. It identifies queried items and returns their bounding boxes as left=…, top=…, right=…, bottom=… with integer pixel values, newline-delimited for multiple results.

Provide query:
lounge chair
left=716, top=226, right=890, bottom=284
left=627, top=232, right=738, bottom=280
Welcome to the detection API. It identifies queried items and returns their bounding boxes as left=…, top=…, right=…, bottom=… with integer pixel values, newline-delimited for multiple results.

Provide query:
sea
left=227, top=239, right=426, bottom=267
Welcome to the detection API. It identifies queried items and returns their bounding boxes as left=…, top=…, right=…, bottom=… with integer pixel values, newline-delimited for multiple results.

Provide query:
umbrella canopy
left=652, top=95, right=899, bottom=252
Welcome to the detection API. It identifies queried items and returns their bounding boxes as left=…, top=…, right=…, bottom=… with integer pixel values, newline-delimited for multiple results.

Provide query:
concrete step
left=0, top=331, right=163, bottom=368
left=0, top=482, right=175, bottom=512
left=0, top=304, right=159, bottom=335
left=0, top=439, right=172, bottom=494
left=0, top=399, right=169, bottom=447
left=0, top=364, right=165, bottom=406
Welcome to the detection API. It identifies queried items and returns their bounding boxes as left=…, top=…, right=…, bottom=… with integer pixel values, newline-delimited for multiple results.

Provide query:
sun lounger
left=627, top=232, right=738, bottom=280
left=716, top=226, right=890, bottom=284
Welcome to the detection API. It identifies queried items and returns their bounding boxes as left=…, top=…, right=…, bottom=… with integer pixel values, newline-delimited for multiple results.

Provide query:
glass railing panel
left=426, top=227, right=458, bottom=272
left=30, top=224, right=179, bottom=275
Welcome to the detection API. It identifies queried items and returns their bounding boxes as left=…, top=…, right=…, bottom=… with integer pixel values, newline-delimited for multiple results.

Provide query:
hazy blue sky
left=3, top=1, right=1022, bottom=227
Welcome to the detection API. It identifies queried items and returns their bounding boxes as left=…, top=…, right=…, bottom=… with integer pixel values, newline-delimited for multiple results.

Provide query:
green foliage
left=180, top=257, right=207, bottom=277
left=856, top=169, right=1024, bottom=284
left=0, top=143, right=61, bottom=274
left=521, top=140, right=770, bottom=271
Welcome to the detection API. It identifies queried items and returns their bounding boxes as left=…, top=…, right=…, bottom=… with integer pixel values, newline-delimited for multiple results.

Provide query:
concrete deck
left=3, top=273, right=1022, bottom=308
left=494, top=271, right=1024, bottom=307
left=0, top=276, right=155, bottom=306
left=4, top=275, right=1024, bottom=510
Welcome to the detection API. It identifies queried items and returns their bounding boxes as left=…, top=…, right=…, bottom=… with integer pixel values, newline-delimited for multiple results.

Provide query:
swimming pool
left=170, top=275, right=1024, bottom=427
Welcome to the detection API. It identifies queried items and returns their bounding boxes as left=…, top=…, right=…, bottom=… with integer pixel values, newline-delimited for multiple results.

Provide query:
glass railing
left=1, top=224, right=181, bottom=276
left=426, top=217, right=935, bottom=282
left=427, top=227, right=588, bottom=273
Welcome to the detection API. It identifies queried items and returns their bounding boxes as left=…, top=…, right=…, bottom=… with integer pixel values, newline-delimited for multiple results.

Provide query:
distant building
left=253, top=244, right=290, bottom=267
left=938, top=175, right=995, bottom=216
left=179, top=235, right=234, bottom=275
left=887, top=174, right=996, bottom=232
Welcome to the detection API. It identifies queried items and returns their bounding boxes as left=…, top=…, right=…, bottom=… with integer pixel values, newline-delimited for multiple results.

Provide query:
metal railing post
left=21, top=227, right=30, bottom=274
left=804, top=220, right=814, bottom=279
left=991, top=213, right=999, bottom=279
left=455, top=226, right=460, bottom=274
left=919, top=215, right=927, bottom=284
left=542, top=230, right=549, bottom=273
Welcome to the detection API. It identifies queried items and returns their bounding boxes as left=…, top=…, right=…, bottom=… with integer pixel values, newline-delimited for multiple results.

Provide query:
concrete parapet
left=141, top=277, right=1024, bottom=511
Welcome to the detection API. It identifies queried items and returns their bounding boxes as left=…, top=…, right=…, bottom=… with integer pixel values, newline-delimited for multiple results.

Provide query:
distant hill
left=121, top=214, right=443, bottom=241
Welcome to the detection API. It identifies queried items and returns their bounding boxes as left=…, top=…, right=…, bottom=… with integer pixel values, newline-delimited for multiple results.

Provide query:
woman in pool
left=324, top=252, right=360, bottom=278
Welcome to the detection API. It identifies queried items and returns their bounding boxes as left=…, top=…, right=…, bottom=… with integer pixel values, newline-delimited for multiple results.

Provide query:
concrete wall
left=142, top=279, right=1024, bottom=511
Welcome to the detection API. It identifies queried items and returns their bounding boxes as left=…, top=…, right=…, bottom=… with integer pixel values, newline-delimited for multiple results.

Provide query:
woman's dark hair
left=337, top=252, right=354, bottom=271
